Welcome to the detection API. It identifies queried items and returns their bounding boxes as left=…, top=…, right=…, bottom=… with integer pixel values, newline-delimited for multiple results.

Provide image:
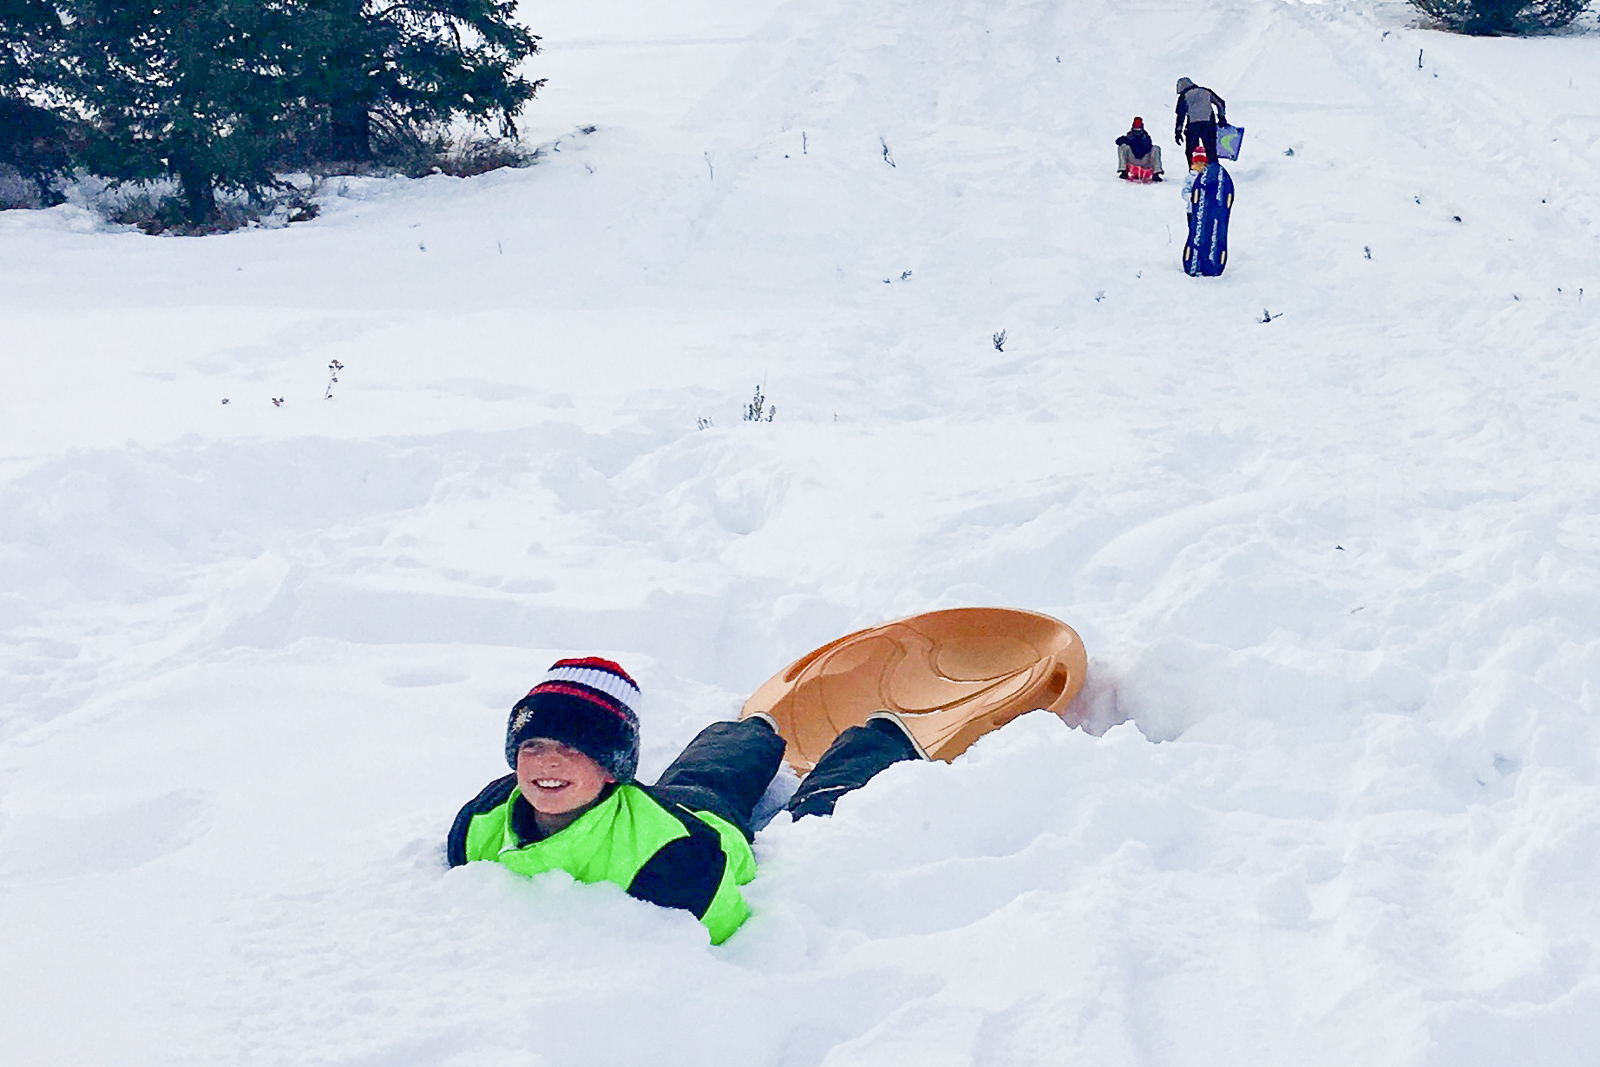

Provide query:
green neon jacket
left=446, top=776, right=756, bottom=943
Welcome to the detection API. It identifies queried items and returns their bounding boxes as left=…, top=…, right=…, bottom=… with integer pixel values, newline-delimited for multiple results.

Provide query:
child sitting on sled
left=1116, top=117, right=1164, bottom=181
left=446, top=657, right=924, bottom=943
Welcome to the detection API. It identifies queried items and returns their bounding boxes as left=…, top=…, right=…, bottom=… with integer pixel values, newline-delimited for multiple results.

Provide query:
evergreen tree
left=292, top=0, right=544, bottom=163
left=6, top=0, right=543, bottom=223
left=1, top=0, right=55, bottom=88
left=1411, top=0, right=1592, bottom=34
left=51, top=0, right=301, bottom=226
left=0, top=0, right=72, bottom=202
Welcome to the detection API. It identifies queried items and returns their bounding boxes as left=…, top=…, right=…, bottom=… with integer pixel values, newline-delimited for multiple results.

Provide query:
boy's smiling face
left=515, top=738, right=615, bottom=821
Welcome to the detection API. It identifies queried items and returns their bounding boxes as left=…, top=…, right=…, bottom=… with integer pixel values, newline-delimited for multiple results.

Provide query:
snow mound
left=3, top=0, right=1599, bottom=1064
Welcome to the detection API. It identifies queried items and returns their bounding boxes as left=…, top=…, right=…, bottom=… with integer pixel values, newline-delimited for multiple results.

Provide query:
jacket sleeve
left=625, top=806, right=728, bottom=919
left=1212, top=90, right=1227, bottom=125
left=447, top=774, right=517, bottom=867
left=1174, top=96, right=1186, bottom=140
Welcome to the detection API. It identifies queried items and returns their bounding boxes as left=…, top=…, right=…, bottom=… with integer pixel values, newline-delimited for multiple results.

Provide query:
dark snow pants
left=784, top=722, right=921, bottom=818
left=652, top=718, right=921, bottom=837
left=1184, top=120, right=1218, bottom=165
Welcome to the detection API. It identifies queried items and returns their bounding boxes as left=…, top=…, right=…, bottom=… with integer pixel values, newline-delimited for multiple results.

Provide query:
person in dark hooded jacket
left=1174, top=77, right=1227, bottom=165
left=1115, top=117, right=1163, bottom=179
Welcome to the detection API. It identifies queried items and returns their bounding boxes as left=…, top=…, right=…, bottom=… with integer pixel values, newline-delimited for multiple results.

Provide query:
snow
left=2, top=0, right=1599, bottom=1063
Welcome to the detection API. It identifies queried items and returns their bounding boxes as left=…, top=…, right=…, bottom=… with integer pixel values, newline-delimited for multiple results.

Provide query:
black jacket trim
left=447, top=774, right=517, bottom=867
left=624, top=797, right=728, bottom=919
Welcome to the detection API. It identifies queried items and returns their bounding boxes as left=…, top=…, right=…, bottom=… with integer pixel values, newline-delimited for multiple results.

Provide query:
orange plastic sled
left=741, top=607, right=1088, bottom=772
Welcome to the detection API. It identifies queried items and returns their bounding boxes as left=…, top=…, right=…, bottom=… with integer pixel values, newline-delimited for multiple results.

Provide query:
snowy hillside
left=3, top=0, right=1600, bottom=1063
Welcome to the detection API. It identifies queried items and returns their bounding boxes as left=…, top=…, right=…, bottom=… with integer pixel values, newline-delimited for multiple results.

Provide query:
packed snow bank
left=2, top=0, right=1599, bottom=1064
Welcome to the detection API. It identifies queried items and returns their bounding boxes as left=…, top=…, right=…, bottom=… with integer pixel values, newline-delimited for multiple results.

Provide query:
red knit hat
left=505, top=657, right=642, bottom=780
left=1132, top=116, right=1144, bottom=128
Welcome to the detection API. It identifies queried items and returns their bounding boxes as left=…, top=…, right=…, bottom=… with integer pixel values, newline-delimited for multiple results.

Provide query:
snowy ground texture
left=4, top=0, right=1600, bottom=1063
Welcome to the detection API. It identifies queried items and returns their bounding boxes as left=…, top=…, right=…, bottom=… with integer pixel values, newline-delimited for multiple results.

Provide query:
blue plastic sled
left=1183, top=163, right=1234, bottom=277
left=1216, top=125, right=1244, bottom=161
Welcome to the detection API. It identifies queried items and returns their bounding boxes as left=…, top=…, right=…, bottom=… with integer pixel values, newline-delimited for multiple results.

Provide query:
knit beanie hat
left=505, top=657, right=642, bottom=782
left=1131, top=116, right=1144, bottom=128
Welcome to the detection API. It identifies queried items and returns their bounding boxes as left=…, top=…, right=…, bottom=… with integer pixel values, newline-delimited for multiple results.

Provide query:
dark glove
left=1174, top=133, right=1183, bottom=145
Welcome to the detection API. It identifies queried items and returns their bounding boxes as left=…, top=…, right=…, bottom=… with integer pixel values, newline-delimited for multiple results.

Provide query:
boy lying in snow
left=447, top=657, right=924, bottom=942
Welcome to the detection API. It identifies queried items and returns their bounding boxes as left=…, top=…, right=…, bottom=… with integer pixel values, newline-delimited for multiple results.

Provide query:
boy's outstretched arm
left=625, top=813, right=727, bottom=918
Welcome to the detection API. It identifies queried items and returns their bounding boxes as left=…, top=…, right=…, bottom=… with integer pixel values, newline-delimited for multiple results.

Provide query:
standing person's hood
left=1176, top=77, right=1195, bottom=94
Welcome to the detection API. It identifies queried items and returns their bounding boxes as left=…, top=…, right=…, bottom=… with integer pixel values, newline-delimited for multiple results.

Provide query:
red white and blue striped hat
left=505, top=657, right=642, bottom=780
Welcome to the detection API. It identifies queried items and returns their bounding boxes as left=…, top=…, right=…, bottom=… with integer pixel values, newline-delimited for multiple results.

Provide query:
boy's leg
left=651, top=720, right=786, bottom=840
left=1117, top=143, right=1133, bottom=173
left=786, top=718, right=922, bottom=819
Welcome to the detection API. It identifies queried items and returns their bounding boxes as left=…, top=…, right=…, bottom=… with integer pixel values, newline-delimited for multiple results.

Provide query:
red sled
left=1123, top=164, right=1156, bottom=183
